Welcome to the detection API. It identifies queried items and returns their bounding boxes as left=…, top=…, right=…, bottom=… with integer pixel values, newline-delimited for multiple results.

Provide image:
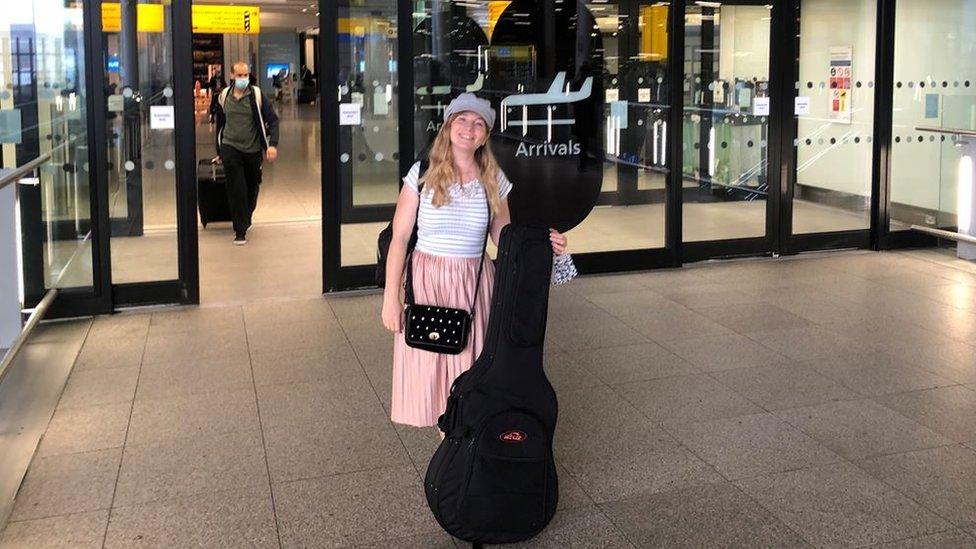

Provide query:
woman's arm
left=489, top=197, right=512, bottom=247
left=381, top=185, right=420, bottom=332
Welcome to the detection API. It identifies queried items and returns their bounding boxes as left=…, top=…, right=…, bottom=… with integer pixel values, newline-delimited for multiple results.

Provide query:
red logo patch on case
left=499, top=430, right=527, bottom=443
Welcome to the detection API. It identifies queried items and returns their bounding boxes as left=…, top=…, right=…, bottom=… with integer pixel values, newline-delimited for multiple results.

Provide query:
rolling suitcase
left=197, top=159, right=231, bottom=227
left=425, top=224, right=559, bottom=545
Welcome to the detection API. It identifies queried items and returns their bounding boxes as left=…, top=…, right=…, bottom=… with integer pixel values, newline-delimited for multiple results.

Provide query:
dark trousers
left=219, top=144, right=262, bottom=235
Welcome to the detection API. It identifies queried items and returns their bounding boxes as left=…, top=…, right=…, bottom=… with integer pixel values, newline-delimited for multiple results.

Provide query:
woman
left=382, top=93, right=567, bottom=429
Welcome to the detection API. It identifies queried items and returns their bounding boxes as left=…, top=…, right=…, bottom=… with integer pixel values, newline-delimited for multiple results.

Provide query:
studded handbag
left=402, top=197, right=490, bottom=355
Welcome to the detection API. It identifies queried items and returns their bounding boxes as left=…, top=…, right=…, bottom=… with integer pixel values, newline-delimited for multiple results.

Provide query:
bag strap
left=404, top=164, right=490, bottom=317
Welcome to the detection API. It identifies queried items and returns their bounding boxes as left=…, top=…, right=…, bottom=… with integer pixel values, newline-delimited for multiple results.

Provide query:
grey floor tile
left=148, top=306, right=245, bottom=335
left=563, top=273, right=651, bottom=296
left=858, top=445, right=976, bottom=536
left=802, top=352, right=957, bottom=397
left=735, top=462, right=950, bottom=548
left=264, top=414, right=410, bottom=483
left=346, top=532, right=457, bottom=548
left=585, top=290, right=687, bottom=318
left=875, top=386, right=976, bottom=443
left=565, top=343, right=698, bottom=385
left=10, top=448, right=122, bottom=521
left=614, top=374, right=763, bottom=426
left=562, top=445, right=724, bottom=504
left=542, top=352, right=606, bottom=393
left=822, top=315, right=957, bottom=352
left=694, top=302, right=815, bottom=335
left=135, top=354, right=253, bottom=400
left=257, top=379, right=382, bottom=429
left=105, top=485, right=277, bottom=548
left=114, top=430, right=268, bottom=507
left=744, top=326, right=865, bottom=361
left=554, top=414, right=680, bottom=467
left=709, top=362, right=860, bottom=411
left=74, top=337, right=146, bottom=371
left=243, top=296, right=339, bottom=327
left=657, top=284, right=767, bottom=310
left=275, top=466, right=439, bottom=548
left=37, top=403, right=131, bottom=458
left=618, top=309, right=735, bottom=343
left=0, top=510, right=108, bottom=549
left=249, top=344, right=365, bottom=387
left=142, top=327, right=249, bottom=365
left=670, top=413, right=842, bottom=480
left=896, top=342, right=976, bottom=386
left=660, top=334, right=788, bottom=372
left=502, top=505, right=633, bottom=548
left=245, top=318, right=351, bottom=353
left=57, top=367, right=139, bottom=410
left=904, top=282, right=976, bottom=311
left=392, top=421, right=443, bottom=471
left=601, top=482, right=811, bottom=548
left=775, top=399, right=953, bottom=461
left=867, top=530, right=976, bottom=548
left=553, top=461, right=595, bottom=511
left=546, top=293, right=620, bottom=326
left=87, top=314, right=151, bottom=339
left=544, top=315, right=648, bottom=352
left=126, top=388, right=260, bottom=445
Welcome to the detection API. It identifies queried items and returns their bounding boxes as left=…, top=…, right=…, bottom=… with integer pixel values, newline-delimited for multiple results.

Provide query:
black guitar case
left=424, top=224, right=558, bottom=545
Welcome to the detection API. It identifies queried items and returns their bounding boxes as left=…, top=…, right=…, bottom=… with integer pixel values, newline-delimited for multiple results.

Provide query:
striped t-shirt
left=403, top=161, right=513, bottom=258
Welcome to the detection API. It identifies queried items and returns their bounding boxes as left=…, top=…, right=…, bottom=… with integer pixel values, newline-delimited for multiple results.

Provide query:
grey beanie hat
left=443, top=93, right=496, bottom=130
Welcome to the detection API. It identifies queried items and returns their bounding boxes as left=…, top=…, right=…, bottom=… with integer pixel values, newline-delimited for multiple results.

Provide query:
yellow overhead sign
left=192, top=5, right=261, bottom=35
left=101, top=4, right=261, bottom=35
left=102, top=3, right=164, bottom=33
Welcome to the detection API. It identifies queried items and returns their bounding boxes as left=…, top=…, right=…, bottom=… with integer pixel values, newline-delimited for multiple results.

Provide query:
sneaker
left=233, top=232, right=246, bottom=245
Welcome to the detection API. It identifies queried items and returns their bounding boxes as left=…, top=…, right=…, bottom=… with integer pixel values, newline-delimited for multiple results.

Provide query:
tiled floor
left=3, top=249, right=976, bottom=547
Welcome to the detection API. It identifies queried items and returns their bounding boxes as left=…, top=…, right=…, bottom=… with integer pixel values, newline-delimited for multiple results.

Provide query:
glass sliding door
left=682, top=2, right=773, bottom=245
left=788, top=0, right=877, bottom=239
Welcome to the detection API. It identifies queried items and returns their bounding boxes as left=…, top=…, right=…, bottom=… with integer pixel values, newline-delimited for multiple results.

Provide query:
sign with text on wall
left=101, top=4, right=260, bottom=34
left=828, top=45, right=853, bottom=124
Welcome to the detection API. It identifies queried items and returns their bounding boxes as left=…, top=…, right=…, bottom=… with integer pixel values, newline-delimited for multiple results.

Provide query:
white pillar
left=958, top=138, right=976, bottom=261
left=0, top=183, right=21, bottom=349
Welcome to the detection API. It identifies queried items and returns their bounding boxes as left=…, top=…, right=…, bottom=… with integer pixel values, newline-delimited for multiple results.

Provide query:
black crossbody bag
left=403, top=194, right=490, bottom=355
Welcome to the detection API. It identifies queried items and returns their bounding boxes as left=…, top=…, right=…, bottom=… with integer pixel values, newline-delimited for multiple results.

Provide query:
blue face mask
left=234, top=77, right=249, bottom=90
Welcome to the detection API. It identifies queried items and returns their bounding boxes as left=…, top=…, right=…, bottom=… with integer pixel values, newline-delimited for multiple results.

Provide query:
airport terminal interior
left=2, top=0, right=976, bottom=546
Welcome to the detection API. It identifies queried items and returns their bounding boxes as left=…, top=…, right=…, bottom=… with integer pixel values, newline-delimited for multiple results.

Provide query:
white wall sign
left=753, top=97, right=771, bottom=117
left=149, top=105, right=175, bottom=129
left=339, top=103, right=362, bottom=126
left=108, top=94, right=124, bottom=112
left=637, top=88, right=651, bottom=103
left=828, top=45, right=853, bottom=124
left=605, top=88, right=619, bottom=102
left=794, top=96, right=811, bottom=116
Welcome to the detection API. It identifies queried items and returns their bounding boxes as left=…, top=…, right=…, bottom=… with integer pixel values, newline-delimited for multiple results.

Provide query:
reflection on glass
left=105, top=0, right=179, bottom=283
left=1, top=1, right=94, bottom=295
left=890, top=0, right=976, bottom=233
left=792, top=0, right=875, bottom=235
left=682, top=4, right=770, bottom=243
left=338, top=0, right=399, bottom=266
left=412, top=0, right=671, bottom=254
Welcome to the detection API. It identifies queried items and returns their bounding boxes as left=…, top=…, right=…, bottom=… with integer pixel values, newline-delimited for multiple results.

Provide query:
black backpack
left=425, top=224, right=559, bottom=545
left=376, top=159, right=429, bottom=287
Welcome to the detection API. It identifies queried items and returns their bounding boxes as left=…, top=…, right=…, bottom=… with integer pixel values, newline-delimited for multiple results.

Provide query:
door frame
left=78, top=0, right=199, bottom=313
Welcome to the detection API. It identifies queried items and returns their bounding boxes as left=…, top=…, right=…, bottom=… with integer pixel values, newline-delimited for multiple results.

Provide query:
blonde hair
left=420, top=113, right=502, bottom=214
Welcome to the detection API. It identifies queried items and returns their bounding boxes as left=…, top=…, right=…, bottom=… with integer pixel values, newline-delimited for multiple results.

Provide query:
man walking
left=213, top=61, right=280, bottom=245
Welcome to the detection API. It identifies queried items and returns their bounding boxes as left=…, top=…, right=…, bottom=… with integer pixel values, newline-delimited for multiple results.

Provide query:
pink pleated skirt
left=391, top=250, right=494, bottom=427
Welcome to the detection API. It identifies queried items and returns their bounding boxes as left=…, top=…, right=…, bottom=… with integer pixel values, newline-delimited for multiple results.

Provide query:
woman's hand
left=381, top=294, right=404, bottom=332
left=549, top=228, right=567, bottom=255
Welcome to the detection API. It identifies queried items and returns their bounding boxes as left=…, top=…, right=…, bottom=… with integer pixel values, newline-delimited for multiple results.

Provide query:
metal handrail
left=911, top=225, right=976, bottom=245
left=915, top=126, right=976, bottom=137
left=0, top=151, right=53, bottom=191
left=0, top=288, right=58, bottom=386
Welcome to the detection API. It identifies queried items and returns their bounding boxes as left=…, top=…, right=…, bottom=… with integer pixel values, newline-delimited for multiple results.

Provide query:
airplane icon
left=500, top=72, right=593, bottom=137
left=416, top=73, right=485, bottom=114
